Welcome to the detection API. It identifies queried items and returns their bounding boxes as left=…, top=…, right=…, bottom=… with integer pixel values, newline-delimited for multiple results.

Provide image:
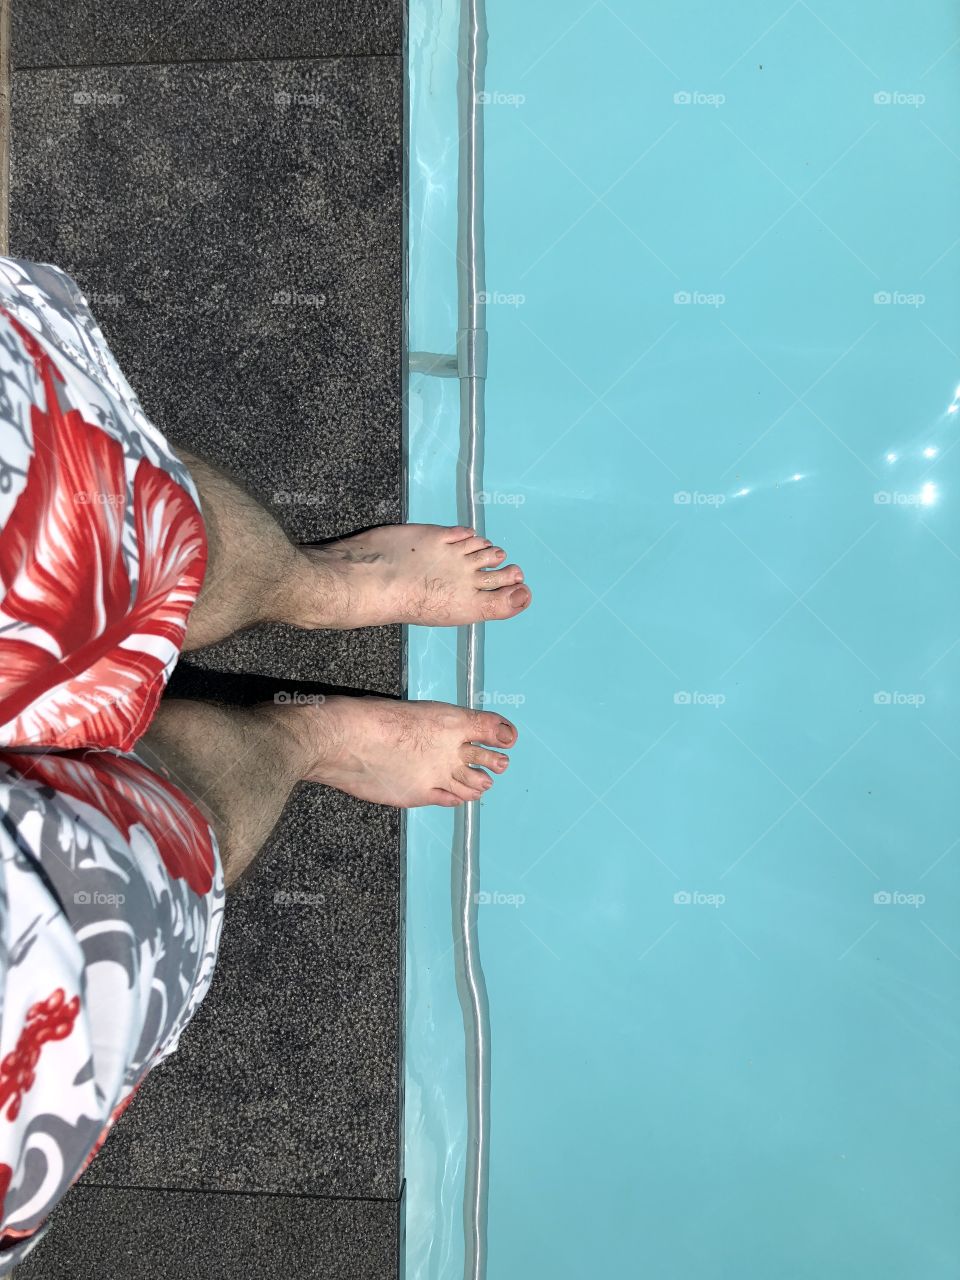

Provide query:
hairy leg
left=175, top=447, right=531, bottom=650
left=136, top=698, right=311, bottom=888
left=175, top=448, right=304, bottom=649
left=136, top=696, right=519, bottom=888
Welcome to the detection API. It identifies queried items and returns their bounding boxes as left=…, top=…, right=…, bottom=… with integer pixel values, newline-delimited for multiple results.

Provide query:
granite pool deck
left=8, top=3, right=406, bottom=1275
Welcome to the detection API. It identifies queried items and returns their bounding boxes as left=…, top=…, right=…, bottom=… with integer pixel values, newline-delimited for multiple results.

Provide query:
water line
left=452, top=2, right=490, bottom=1279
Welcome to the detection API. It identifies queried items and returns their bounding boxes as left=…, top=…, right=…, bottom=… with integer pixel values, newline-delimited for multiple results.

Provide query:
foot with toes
left=272, top=696, right=517, bottom=808
left=277, top=523, right=529, bottom=810
left=293, top=524, right=532, bottom=630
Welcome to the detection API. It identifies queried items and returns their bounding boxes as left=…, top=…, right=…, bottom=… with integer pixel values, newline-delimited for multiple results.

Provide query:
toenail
left=497, top=722, right=514, bottom=744
left=509, top=587, right=529, bottom=607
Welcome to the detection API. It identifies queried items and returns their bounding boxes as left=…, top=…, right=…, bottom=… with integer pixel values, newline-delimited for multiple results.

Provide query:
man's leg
left=177, top=447, right=532, bottom=650
left=135, top=700, right=305, bottom=888
left=137, top=697, right=518, bottom=888
left=156, top=445, right=524, bottom=888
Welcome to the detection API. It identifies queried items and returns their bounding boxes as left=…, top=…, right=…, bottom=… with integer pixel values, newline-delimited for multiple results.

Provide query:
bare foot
left=290, top=524, right=532, bottom=629
left=273, top=695, right=518, bottom=807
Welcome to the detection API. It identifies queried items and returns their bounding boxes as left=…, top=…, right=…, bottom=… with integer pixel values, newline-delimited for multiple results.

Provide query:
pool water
left=407, top=3, right=960, bottom=1276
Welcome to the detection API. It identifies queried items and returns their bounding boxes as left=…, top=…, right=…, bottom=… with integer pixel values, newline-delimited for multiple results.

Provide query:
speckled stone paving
left=14, top=0, right=402, bottom=65
left=15, top=1186, right=402, bottom=1279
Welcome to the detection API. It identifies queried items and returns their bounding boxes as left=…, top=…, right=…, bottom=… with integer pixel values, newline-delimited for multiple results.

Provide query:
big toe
left=471, top=710, right=518, bottom=747
left=479, top=583, right=532, bottom=620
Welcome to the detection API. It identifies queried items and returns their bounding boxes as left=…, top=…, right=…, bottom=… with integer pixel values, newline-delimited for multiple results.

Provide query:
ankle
left=259, top=544, right=310, bottom=627
left=256, top=699, right=345, bottom=783
left=272, top=547, right=354, bottom=630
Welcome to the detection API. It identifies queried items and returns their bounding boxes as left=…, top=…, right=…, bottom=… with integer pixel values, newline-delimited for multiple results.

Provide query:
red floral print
left=6, top=751, right=216, bottom=897
left=0, top=1164, right=26, bottom=1254
left=0, top=990, right=81, bottom=1253
left=0, top=308, right=206, bottom=752
left=0, top=262, right=223, bottom=1274
left=0, top=990, right=81, bottom=1123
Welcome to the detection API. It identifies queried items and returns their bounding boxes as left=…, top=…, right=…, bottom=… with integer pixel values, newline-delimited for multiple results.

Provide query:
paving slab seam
left=71, top=1183, right=406, bottom=1206
left=16, top=52, right=402, bottom=73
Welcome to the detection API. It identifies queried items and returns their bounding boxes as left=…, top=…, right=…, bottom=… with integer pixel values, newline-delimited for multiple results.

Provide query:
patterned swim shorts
left=0, top=257, right=224, bottom=1273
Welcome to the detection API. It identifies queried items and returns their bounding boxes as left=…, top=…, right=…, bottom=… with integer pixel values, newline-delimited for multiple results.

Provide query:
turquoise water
left=407, top=3, right=960, bottom=1277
